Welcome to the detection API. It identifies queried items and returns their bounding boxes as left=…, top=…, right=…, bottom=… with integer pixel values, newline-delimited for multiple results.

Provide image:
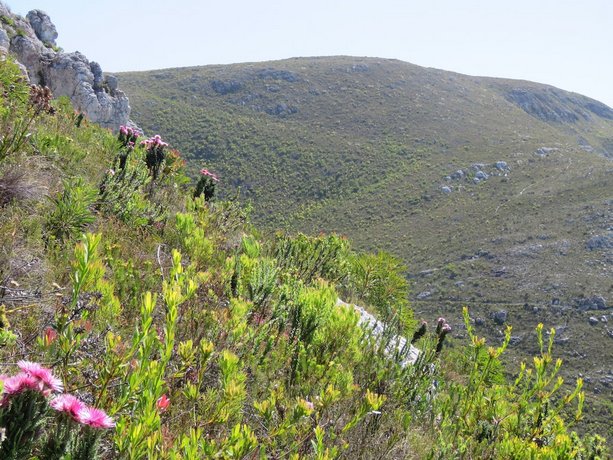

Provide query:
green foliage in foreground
left=0, top=57, right=608, bottom=458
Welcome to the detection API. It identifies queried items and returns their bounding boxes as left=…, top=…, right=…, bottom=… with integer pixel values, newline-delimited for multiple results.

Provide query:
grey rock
left=475, top=317, right=484, bottom=326
left=509, top=335, right=522, bottom=345
left=43, top=51, right=130, bottom=129
left=90, top=61, right=103, bottom=90
left=257, top=68, right=299, bottom=82
left=441, top=186, right=452, bottom=194
left=451, top=169, right=465, bottom=179
left=600, top=316, right=608, bottom=323
left=495, top=161, right=508, bottom=170
left=473, top=177, right=481, bottom=184
left=350, top=63, right=369, bottom=72
left=586, top=234, right=613, bottom=250
left=0, top=27, right=8, bottom=49
left=416, top=291, right=432, bottom=300
left=535, top=147, right=558, bottom=156
left=105, top=74, right=118, bottom=92
left=589, top=317, right=599, bottom=326
left=211, top=79, right=242, bottom=95
left=26, top=9, right=58, bottom=46
left=472, top=163, right=485, bottom=171
left=1, top=5, right=131, bottom=130
left=337, top=299, right=419, bottom=366
left=575, top=295, right=608, bottom=311
left=492, top=310, right=508, bottom=325
left=475, top=170, right=489, bottom=180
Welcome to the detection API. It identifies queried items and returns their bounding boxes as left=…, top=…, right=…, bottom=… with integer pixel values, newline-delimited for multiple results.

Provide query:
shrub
left=0, top=58, right=55, bottom=163
left=45, top=177, right=97, bottom=243
left=346, top=251, right=414, bottom=333
left=193, top=168, right=219, bottom=201
left=0, top=166, right=27, bottom=207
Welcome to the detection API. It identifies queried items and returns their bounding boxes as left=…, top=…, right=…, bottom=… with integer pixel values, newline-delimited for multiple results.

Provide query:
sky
left=8, top=0, right=613, bottom=107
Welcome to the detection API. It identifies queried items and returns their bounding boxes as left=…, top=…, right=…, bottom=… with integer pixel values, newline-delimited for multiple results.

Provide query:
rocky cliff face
left=0, top=2, right=131, bottom=130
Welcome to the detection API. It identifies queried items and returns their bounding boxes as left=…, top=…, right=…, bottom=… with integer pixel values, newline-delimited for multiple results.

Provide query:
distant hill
left=118, top=57, right=613, bottom=437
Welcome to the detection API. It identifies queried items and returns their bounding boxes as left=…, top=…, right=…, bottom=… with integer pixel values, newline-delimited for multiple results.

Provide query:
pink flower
left=156, top=394, right=170, bottom=411
left=200, top=169, right=219, bottom=182
left=119, top=125, right=128, bottom=135
left=50, top=394, right=85, bottom=420
left=17, top=361, right=63, bottom=393
left=2, top=372, right=43, bottom=398
left=78, top=406, right=115, bottom=429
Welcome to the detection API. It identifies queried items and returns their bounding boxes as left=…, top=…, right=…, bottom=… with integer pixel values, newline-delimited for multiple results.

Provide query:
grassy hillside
left=118, top=56, right=613, bottom=440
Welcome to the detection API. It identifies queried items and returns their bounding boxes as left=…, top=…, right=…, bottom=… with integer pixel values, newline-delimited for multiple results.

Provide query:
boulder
left=589, top=316, right=599, bottom=326
left=495, top=161, right=508, bottom=170
left=575, top=295, right=607, bottom=311
left=535, top=147, right=558, bottom=156
left=441, top=186, right=452, bottom=194
left=105, top=74, right=118, bottom=92
left=450, top=169, right=464, bottom=179
left=586, top=234, right=613, bottom=250
left=492, top=310, right=508, bottom=325
left=26, top=9, right=58, bottom=46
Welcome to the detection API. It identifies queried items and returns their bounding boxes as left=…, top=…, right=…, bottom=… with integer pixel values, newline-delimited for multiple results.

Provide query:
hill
left=118, top=57, right=613, bottom=438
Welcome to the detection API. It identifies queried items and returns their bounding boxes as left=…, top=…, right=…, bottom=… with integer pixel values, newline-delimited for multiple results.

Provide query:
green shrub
left=45, top=177, right=97, bottom=243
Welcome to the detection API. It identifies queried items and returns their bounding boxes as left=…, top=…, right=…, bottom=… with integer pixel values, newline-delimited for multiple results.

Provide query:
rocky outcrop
left=25, top=9, right=57, bottom=46
left=505, top=87, right=613, bottom=124
left=0, top=2, right=131, bottom=130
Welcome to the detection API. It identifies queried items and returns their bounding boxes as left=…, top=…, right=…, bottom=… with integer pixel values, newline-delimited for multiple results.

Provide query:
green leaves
left=45, top=178, right=97, bottom=244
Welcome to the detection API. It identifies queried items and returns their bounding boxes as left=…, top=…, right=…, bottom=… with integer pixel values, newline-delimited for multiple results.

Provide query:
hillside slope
left=3, top=51, right=609, bottom=457
left=119, top=57, right=613, bottom=438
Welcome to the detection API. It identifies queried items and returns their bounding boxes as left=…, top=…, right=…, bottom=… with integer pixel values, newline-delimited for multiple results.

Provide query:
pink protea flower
left=50, top=394, right=86, bottom=420
left=17, top=361, right=63, bottom=393
left=199, top=168, right=219, bottom=182
left=78, top=406, right=115, bottom=429
left=156, top=394, right=170, bottom=411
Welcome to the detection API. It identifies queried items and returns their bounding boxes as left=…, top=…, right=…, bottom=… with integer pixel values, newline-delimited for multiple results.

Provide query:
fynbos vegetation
left=0, top=55, right=608, bottom=459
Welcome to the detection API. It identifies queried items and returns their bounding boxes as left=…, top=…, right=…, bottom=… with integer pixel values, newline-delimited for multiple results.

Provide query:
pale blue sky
left=8, top=0, right=613, bottom=107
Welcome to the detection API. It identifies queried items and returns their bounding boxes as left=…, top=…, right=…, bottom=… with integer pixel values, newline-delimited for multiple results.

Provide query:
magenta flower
left=50, top=394, right=86, bottom=420
left=78, top=406, right=115, bottom=429
left=2, top=372, right=40, bottom=395
left=17, top=361, right=63, bottom=393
